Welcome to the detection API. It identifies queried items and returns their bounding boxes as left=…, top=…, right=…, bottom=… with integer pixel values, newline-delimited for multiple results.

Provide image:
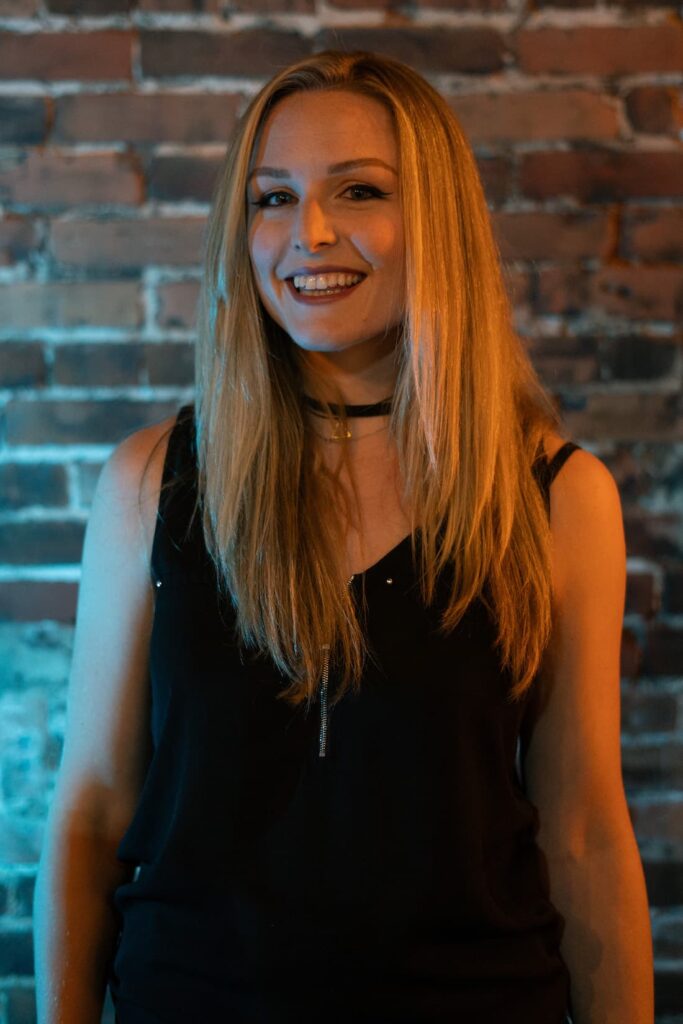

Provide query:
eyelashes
left=250, top=184, right=391, bottom=208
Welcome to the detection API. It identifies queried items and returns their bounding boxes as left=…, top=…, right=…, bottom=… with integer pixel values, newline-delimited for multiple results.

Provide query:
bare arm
left=524, top=451, right=654, bottom=1024
left=33, top=416, right=174, bottom=1024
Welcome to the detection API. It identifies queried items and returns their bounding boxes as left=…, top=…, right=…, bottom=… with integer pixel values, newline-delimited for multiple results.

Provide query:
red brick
left=4, top=398, right=181, bottom=446
left=332, top=0, right=502, bottom=7
left=565, top=392, right=680, bottom=442
left=50, top=217, right=206, bottom=270
left=47, top=0, right=133, bottom=12
left=610, top=335, right=679, bottom=382
left=622, top=739, right=683, bottom=789
left=0, top=31, right=133, bottom=82
left=315, top=27, right=507, bottom=75
left=621, top=208, right=683, bottom=262
left=0, top=0, right=38, bottom=12
left=0, top=342, right=47, bottom=387
left=53, top=343, right=144, bottom=386
left=0, top=217, right=38, bottom=265
left=0, top=150, right=142, bottom=209
left=0, top=98, right=47, bottom=145
left=0, top=581, right=77, bottom=623
left=515, top=24, right=683, bottom=75
left=51, top=340, right=195, bottom=387
left=536, top=267, right=591, bottom=316
left=625, top=86, right=683, bottom=136
left=147, top=155, right=221, bottom=203
left=0, top=463, right=69, bottom=510
left=0, top=282, right=141, bottom=329
left=146, top=341, right=194, bottom=385
left=536, top=0, right=677, bottom=7
left=536, top=265, right=683, bottom=321
left=493, top=210, right=610, bottom=261
left=476, top=155, right=510, bottom=206
left=593, top=266, right=683, bottom=321
left=520, top=150, right=683, bottom=202
left=521, top=333, right=599, bottom=387
left=643, top=857, right=683, bottom=907
left=141, top=29, right=311, bottom=79
left=622, top=686, right=678, bottom=734
left=0, top=521, right=85, bottom=565
left=138, top=0, right=216, bottom=8
left=502, top=267, right=530, bottom=308
left=54, top=92, right=239, bottom=144
left=630, top=797, right=683, bottom=850
left=156, top=280, right=200, bottom=329
left=451, top=90, right=620, bottom=143
left=665, top=568, right=683, bottom=614
left=228, top=0, right=312, bottom=10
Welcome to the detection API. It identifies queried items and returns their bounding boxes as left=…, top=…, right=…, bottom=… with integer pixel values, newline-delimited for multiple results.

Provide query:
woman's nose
left=291, top=199, right=337, bottom=250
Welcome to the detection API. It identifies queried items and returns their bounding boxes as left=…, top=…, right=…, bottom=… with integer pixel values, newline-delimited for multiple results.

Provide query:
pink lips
left=285, top=277, right=364, bottom=304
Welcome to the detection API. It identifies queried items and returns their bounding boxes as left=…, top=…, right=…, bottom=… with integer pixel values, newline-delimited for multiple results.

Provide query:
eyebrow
left=247, top=158, right=398, bottom=181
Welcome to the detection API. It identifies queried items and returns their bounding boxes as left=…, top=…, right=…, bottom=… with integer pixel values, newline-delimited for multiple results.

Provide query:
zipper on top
left=318, top=574, right=355, bottom=758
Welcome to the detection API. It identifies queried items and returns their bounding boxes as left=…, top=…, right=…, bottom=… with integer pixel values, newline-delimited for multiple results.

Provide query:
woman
left=34, top=50, right=653, bottom=1024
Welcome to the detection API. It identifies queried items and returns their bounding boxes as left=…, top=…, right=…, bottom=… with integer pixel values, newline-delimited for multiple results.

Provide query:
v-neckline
left=349, top=531, right=413, bottom=582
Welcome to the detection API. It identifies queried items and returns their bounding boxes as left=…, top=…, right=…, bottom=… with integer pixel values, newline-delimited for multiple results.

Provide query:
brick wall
left=0, top=0, right=681, bottom=1021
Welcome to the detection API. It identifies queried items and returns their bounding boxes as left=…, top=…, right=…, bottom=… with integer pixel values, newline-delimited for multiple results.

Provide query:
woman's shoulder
left=100, top=412, right=180, bottom=561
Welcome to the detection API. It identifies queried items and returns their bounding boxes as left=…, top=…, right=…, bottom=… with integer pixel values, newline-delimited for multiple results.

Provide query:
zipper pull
left=318, top=644, right=331, bottom=758
left=318, top=576, right=355, bottom=759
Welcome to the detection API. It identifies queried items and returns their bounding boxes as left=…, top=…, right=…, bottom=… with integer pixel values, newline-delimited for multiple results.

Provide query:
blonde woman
left=34, top=50, right=653, bottom=1024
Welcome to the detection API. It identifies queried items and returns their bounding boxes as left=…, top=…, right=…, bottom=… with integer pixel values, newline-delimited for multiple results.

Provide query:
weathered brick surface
left=0, top=282, right=142, bottom=329
left=53, top=341, right=195, bottom=386
left=0, top=5, right=681, bottom=1014
left=0, top=343, right=47, bottom=388
left=156, top=280, right=200, bottom=329
left=54, top=93, right=239, bottom=145
left=520, top=150, right=683, bottom=203
left=625, top=86, right=683, bottom=137
left=645, top=857, right=683, bottom=907
left=141, top=29, right=312, bottom=79
left=0, top=522, right=85, bottom=566
left=621, top=686, right=679, bottom=735
left=53, top=342, right=145, bottom=387
left=47, top=0, right=133, bottom=12
left=515, top=24, right=683, bottom=75
left=50, top=217, right=207, bottom=270
left=0, top=929, right=33, bottom=975
left=475, top=156, right=511, bottom=206
left=147, top=154, right=222, bottom=203
left=0, top=219, right=38, bottom=267
left=0, top=150, right=142, bottom=210
left=621, top=208, right=683, bottom=262
left=493, top=210, right=610, bottom=261
left=5, top=984, right=38, bottom=1024
left=4, top=399, right=180, bottom=446
left=0, top=464, right=69, bottom=511
left=314, top=27, right=507, bottom=74
left=452, top=90, right=620, bottom=143
left=592, top=267, right=683, bottom=321
left=0, top=32, right=133, bottom=82
left=0, top=99, right=47, bottom=146
left=146, top=342, right=195, bottom=386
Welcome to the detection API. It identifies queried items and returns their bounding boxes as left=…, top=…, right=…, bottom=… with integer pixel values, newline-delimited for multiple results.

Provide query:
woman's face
left=246, top=89, right=405, bottom=365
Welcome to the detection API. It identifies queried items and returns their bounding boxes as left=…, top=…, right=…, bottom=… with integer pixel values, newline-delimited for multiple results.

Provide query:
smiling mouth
left=285, top=277, right=366, bottom=300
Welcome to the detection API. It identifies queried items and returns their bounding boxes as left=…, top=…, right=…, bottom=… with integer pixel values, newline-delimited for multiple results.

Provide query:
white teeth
left=292, top=272, right=364, bottom=291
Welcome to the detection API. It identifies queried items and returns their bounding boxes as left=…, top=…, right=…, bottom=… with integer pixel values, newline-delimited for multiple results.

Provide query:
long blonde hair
left=193, top=49, right=566, bottom=710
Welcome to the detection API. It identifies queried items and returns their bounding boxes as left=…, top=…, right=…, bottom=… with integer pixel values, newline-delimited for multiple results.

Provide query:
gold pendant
left=328, top=418, right=352, bottom=442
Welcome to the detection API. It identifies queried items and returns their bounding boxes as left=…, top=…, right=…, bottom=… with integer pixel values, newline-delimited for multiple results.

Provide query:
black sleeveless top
left=109, top=404, right=581, bottom=1024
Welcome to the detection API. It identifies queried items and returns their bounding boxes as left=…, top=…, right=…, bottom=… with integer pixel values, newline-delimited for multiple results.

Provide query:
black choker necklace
left=302, top=394, right=393, bottom=418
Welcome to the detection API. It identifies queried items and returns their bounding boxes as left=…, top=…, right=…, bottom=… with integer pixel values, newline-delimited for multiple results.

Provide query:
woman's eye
left=250, top=184, right=389, bottom=208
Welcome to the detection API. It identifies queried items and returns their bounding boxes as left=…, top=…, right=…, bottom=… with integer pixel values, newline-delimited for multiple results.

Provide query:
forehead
left=252, top=90, right=397, bottom=165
